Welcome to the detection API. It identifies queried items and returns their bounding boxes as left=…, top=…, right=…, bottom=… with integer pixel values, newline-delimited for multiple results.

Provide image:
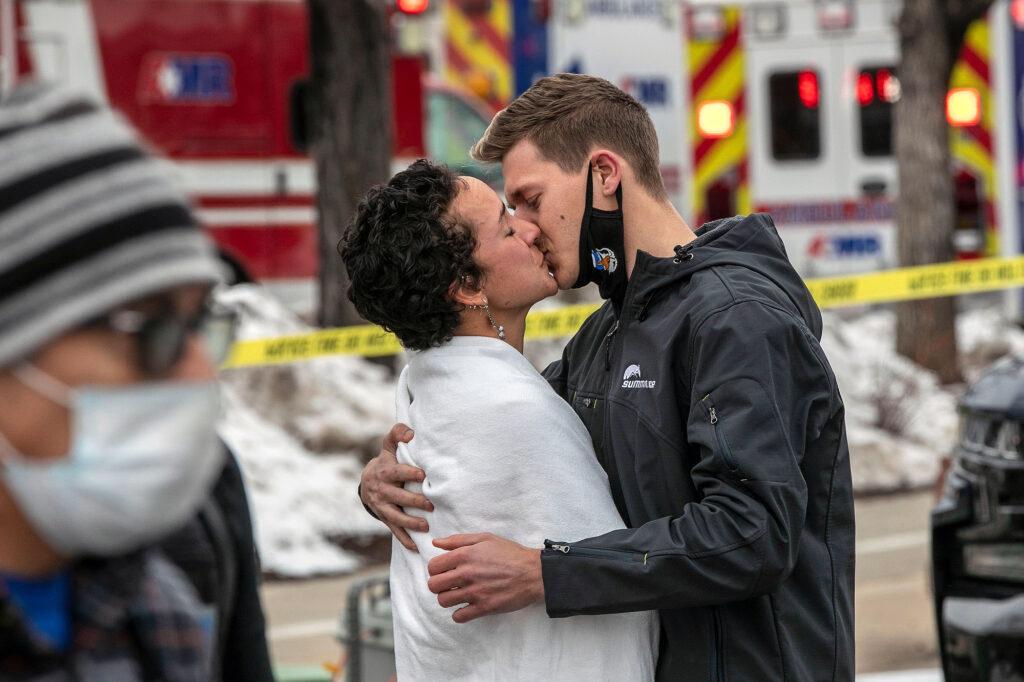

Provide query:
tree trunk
left=894, top=0, right=961, bottom=384
left=308, top=0, right=392, bottom=328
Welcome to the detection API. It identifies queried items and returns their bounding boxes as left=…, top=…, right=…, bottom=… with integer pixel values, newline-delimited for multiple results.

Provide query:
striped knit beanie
left=0, top=83, right=223, bottom=367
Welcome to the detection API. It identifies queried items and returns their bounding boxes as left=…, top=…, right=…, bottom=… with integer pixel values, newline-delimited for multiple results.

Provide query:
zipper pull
left=702, top=395, right=719, bottom=424
left=550, top=544, right=570, bottom=554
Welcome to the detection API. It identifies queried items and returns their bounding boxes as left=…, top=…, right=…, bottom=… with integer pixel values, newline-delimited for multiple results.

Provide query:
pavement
left=263, top=489, right=942, bottom=677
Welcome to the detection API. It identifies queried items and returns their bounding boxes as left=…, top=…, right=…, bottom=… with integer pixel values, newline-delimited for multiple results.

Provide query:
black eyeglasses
left=91, top=300, right=238, bottom=375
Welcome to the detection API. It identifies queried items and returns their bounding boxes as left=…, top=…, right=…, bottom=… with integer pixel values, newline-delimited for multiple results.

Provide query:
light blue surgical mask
left=0, top=364, right=224, bottom=557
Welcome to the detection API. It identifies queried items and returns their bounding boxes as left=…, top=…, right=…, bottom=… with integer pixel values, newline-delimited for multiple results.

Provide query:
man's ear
left=589, top=150, right=622, bottom=210
left=449, top=274, right=487, bottom=308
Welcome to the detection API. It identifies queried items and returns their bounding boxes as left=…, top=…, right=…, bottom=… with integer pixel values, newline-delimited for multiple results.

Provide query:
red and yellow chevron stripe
left=687, top=6, right=750, bottom=226
left=444, top=0, right=513, bottom=112
left=950, top=14, right=998, bottom=255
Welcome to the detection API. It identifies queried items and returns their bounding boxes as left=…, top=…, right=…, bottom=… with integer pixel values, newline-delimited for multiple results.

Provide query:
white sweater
left=390, top=336, right=657, bottom=681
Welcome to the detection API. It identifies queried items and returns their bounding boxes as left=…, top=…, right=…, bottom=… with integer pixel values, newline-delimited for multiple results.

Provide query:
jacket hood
left=628, top=213, right=822, bottom=338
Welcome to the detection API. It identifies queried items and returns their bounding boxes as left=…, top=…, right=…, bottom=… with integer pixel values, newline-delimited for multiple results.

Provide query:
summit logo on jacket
left=622, top=364, right=656, bottom=389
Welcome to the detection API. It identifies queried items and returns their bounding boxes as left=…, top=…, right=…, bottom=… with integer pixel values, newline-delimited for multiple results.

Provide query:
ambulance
left=524, top=0, right=1024, bottom=278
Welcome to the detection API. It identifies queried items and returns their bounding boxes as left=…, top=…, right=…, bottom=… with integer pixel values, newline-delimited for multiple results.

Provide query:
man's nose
left=515, top=219, right=541, bottom=246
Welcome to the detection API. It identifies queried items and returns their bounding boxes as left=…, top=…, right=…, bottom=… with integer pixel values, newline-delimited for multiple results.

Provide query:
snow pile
left=957, top=305, right=1024, bottom=382
left=821, top=306, right=1024, bottom=493
left=215, top=285, right=393, bottom=577
left=217, top=286, right=397, bottom=456
left=820, top=311, right=958, bottom=492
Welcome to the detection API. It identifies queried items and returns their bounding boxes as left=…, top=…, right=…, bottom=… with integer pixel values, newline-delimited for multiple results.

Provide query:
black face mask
left=572, top=170, right=628, bottom=303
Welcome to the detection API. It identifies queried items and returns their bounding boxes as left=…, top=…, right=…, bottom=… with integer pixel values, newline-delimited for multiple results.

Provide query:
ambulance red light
left=947, top=88, right=981, bottom=127
left=857, top=72, right=874, bottom=106
left=876, top=69, right=899, bottom=103
left=798, top=70, right=819, bottom=108
left=697, top=100, right=735, bottom=139
left=397, top=0, right=430, bottom=14
left=1013, top=0, right=1024, bottom=29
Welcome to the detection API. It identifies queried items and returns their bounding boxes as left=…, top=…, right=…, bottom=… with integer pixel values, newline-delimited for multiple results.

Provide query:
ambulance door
left=833, top=28, right=900, bottom=275
left=746, top=39, right=843, bottom=276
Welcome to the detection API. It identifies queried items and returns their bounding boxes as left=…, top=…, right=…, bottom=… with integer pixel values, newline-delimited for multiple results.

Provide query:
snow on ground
left=216, top=285, right=394, bottom=577
left=822, top=305, right=1024, bottom=493
left=821, top=310, right=959, bottom=492
left=215, top=284, right=1022, bottom=575
left=958, top=304, right=1024, bottom=381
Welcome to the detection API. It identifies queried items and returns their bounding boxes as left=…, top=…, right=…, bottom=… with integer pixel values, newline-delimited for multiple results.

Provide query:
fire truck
left=0, top=0, right=499, bottom=315
left=531, top=0, right=1024, bottom=278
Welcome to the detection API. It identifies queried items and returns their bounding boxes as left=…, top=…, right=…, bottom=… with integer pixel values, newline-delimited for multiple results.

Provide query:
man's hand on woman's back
left=360, top=423, right=434, bottom=551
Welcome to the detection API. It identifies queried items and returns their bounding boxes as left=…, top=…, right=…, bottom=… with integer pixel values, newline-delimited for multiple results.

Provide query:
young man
left=360, top=74, right=855, bottom=681
left=0, top=83, right=270, bottom=680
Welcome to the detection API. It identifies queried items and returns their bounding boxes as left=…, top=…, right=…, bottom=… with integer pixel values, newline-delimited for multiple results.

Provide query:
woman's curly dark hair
left=339, top=159, right=480, bottom=351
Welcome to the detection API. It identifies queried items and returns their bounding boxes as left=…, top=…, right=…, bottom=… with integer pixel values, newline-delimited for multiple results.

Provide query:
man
left=360, top=73, right=854, bottom=681
left=0, top=83, right=270, bottom=680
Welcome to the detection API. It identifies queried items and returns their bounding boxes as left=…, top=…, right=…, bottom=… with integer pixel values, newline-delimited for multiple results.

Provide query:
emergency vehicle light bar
left=1013, top=0, right=1024, bottom=29
left=396, top=0, right=430, bottom=14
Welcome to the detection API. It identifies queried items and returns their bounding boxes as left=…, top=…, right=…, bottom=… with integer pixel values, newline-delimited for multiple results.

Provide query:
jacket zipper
left=545, top=541, right=646, bottom=563
left=701, top=394, right=741, bottom=474
left=603, top=320, right=620, bottom=370
left=709, top=607, right=725, bottom=682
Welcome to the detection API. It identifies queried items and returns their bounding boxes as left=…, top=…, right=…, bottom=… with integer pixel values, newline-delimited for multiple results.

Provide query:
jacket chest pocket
left=571, top=391, right=608, bottom=471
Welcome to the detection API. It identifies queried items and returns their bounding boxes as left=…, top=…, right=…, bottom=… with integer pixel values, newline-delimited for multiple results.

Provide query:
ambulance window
left=769, top=70, right=821, bottom=161
left=858, top=66, right=898, bottom=157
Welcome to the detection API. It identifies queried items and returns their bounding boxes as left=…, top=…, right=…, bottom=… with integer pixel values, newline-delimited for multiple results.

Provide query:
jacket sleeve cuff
left=540, top=546, right=577, bottom=618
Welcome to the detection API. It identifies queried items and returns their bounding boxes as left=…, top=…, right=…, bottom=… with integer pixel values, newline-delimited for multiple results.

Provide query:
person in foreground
left=361, top=74, right=855, bottom=681
left=341, top=159, right=658, bottom=681
left=0, top=84, right=246, bottom=680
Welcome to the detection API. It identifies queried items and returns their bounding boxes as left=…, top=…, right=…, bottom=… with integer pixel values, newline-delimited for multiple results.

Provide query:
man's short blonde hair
left=471, top=73, right=666, bottom=199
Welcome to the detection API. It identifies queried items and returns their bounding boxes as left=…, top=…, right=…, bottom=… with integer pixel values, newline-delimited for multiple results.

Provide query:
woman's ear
left=449, top=274, right=487, bottom=308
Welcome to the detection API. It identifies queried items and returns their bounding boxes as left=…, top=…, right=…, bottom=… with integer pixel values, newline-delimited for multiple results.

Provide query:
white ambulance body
left=547, top=0, right=690, bottom=212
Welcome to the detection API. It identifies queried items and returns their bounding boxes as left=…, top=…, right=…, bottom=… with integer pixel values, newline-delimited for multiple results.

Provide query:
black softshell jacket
left=541, top=214, right=855, bottom=681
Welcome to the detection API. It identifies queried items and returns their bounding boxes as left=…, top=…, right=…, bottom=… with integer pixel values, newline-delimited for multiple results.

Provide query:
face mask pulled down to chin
left=572, top=169, right=628, bottom=304
left=0, top=364, right=225, bottom=558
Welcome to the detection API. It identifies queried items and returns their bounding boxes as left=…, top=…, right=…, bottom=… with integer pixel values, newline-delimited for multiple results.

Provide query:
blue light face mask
left=0, top=364, right=225, bottom=557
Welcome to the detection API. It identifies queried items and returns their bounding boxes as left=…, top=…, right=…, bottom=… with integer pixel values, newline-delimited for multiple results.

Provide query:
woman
left=340, top=160, right=657, bottom=681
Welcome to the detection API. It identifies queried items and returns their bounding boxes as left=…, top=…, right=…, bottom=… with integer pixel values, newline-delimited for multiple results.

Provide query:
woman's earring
left=467, top=302, right=506, bottom=341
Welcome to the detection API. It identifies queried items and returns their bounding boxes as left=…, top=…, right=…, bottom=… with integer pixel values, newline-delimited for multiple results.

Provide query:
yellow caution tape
left=222, top=256, right=1024, bottom=368
left=805, top=255, right=1024, bottom=308
left=221, top=303, right=603, bottom=368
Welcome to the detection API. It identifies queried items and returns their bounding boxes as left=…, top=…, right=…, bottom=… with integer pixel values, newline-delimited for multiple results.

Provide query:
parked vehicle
left=931, top=356, right=1024, bottom=680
